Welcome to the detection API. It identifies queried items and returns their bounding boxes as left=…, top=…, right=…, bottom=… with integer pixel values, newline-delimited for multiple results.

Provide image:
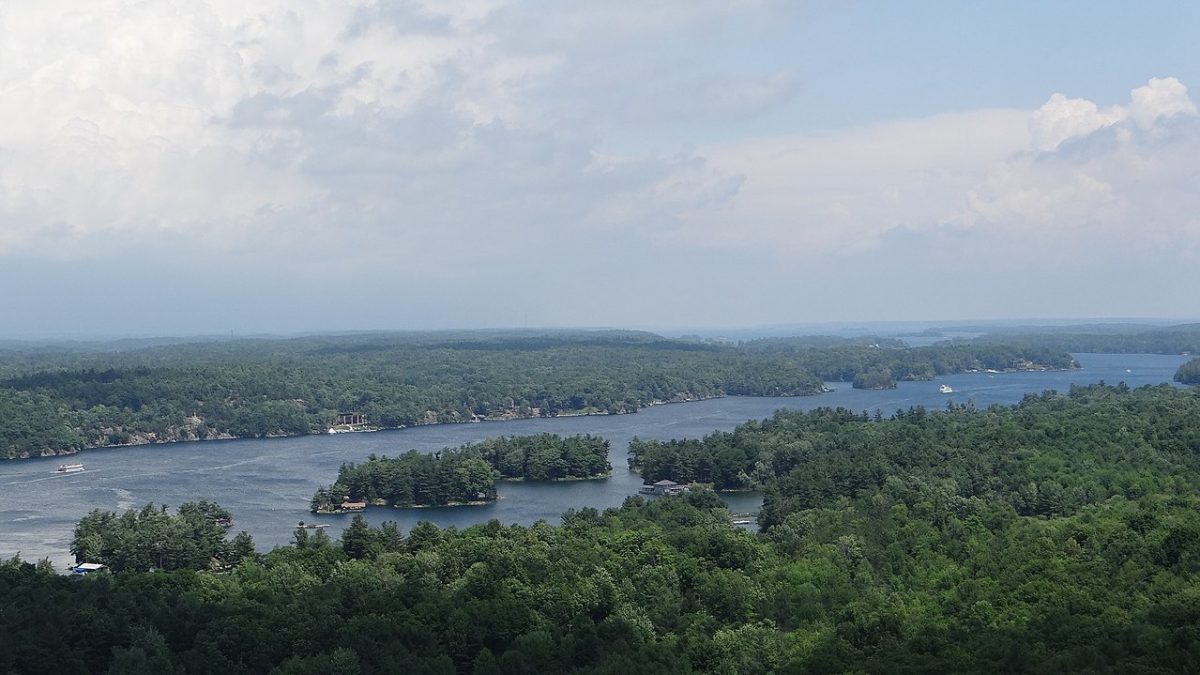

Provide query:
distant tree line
left=743, top=340, right=1079, bottom=383
left=968, top=323, right=1200, bottom=355
left=0, top=332, right=827, bottom=459
left=0, top=331, right=1078, bottom=459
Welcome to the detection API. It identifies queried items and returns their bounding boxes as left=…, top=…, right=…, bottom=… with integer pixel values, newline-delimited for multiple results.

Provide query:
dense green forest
left=469, top=434, right=612, bottom=481
left=851, top=369, right=896, bottom=390
left=5, top=386, right=1200, bottom=671
left=8, top=388, right=1200, bottom=675
left=1176, top=358, right=1200, bottom=384
left=312, top=449, right=498, bottom=511
left=71, top=501, right=255, bottom=572
left=968, top=323, right=1200, bottom=355
left=630, top=383, right=1200, bottom=500
left=0, top=330, right=1076, bottom=460
left=312, top=434, right=612, bottom=511
left=0, top=331, right=827, bottom=459
left=743, top=340, right=1078, bottom=382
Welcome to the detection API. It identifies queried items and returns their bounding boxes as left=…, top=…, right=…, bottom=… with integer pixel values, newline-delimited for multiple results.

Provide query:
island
left=310, top=433, right=612, bottom=511
left=1176, top=357, right=1200, bottom=384
left=851, top=368, right=896, bottom=390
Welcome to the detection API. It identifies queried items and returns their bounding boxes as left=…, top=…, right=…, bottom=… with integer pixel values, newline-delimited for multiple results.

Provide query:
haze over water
left=1, top=353, right=1188, bottom=570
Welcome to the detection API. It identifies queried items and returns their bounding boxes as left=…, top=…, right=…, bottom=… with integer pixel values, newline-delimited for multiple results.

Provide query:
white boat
left=55, top=463, right=84, bottom=474
left=938, top=384, right=953, bottom=394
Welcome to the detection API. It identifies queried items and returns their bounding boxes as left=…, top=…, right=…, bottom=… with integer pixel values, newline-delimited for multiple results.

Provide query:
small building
left=71, top=563, right=108, bottom=575
left=339, top=501, right=367, bottom=512
left=639, top=479, right=687, bottom=496
left=335, top=412, right=367, bottom=426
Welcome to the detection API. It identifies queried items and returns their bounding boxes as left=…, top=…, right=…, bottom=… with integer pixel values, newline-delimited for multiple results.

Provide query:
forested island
left=850, top=369, right=896, bottom=390
left=311, top=434, right=612, bottom=511
left=473, top=433, right=612, bottom=481
left=0, top=330, right=1077, bottom=460
left=6, top=384, right=1200, bottom=672
left=742, top=339, right=1079, bottom=385
left=1176, top=357, right=1200, bottom=384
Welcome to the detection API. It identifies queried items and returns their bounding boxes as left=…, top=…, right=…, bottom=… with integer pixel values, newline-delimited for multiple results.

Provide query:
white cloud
left=1, top=0, right=1197, bottom=328
left=667, top=77, right=1200, bottom=262
left=1030, top=94, right=1123, bottom=151
left=1029, top=77, right=1197, bottom=150
left=1128, top=76, right=1198, bottom=129
left=0, top=0, right=799, bottom=272
left=964, top=78, right=1200, bottom=255
left=666, top=109, right=1032, bottom=254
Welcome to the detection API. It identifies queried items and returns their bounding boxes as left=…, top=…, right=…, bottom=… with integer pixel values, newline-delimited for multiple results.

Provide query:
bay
left=0, top=352, right=1189, bottom=569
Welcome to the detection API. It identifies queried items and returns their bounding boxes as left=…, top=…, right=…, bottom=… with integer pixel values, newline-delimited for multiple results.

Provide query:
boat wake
left=2, top=469, right=101, bottom=486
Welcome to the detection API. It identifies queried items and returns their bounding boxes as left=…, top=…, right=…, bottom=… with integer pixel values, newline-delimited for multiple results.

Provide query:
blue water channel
left=0, top=352, right=1189, bottom=569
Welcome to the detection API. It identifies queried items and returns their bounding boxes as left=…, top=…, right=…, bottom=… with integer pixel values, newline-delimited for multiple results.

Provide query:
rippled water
left=0, top=353, right=1189, bottom=569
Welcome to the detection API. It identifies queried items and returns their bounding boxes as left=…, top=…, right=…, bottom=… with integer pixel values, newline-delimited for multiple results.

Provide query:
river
left=0, top=353, right=1189, bottom=569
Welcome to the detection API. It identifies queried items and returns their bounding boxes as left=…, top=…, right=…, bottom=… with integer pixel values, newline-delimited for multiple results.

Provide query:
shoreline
left=3, top=365, right=1076, bottom=461
left=498, top=472, right=612, bottom=483
left=6, top=390, right=825, bottom=461
left=313, top=497, right=501, bottom=514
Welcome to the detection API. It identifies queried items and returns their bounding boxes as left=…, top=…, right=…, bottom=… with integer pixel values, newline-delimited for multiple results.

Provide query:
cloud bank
left=0, top=2, right=1196, bottom=331
left=0, top=1, right=792, bottom=270
left=674, top=77, right=1200, bottom=263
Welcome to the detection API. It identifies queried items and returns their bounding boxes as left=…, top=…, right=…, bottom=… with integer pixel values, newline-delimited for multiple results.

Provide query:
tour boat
left=938, top=384, right=953, bottom=394
left=55, top=463, right=84, bottom=474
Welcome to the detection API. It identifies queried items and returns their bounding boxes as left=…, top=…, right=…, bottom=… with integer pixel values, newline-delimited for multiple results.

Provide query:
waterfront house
left=71, top=563, right=108, bottom=575
left=639, top=479, right=687, bottom=496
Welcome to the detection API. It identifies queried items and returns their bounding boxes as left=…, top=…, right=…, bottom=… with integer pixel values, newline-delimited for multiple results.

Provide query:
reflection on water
left=0, top=353, right=1189, bottom=569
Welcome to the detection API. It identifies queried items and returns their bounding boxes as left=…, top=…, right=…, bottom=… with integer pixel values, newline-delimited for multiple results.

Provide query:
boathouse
left=335, top=412, right=367, bottom=426
left=640, top=479, right=686, bottom=496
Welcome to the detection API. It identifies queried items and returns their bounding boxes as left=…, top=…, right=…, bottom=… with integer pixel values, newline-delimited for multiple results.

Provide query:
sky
left=1, top=1, right=1198, bottom=337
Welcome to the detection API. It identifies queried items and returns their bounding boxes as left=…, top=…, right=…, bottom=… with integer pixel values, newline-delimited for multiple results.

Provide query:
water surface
left=0, top=353, right=1188, bottom=569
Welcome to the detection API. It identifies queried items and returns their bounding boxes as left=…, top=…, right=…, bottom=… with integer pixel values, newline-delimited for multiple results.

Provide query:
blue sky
left=0, top=1, right=1197, bottom=336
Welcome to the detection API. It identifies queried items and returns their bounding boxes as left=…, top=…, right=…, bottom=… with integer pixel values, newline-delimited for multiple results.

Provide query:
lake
left=0, top=352, right=1189, bottom=569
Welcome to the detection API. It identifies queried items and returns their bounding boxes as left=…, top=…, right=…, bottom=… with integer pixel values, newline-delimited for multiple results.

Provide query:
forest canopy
left=312, top=434, right=612, bottom=511
left=1176, top=357, right=1200, bottom=385
left=0, top=330, right=1074, bottom=459
left=4, top=385, right=1200, bottom=672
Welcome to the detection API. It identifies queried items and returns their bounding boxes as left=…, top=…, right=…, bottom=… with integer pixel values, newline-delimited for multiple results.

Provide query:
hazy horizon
left=3, top=2, right=1199, bottom=335
left=2, top=316, right=1196, bottom=344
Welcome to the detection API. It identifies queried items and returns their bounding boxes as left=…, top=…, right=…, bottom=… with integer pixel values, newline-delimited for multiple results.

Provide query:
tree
left=341, top=515, right=373, bottom=559
left=226, top=531, right=257, bottom=566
